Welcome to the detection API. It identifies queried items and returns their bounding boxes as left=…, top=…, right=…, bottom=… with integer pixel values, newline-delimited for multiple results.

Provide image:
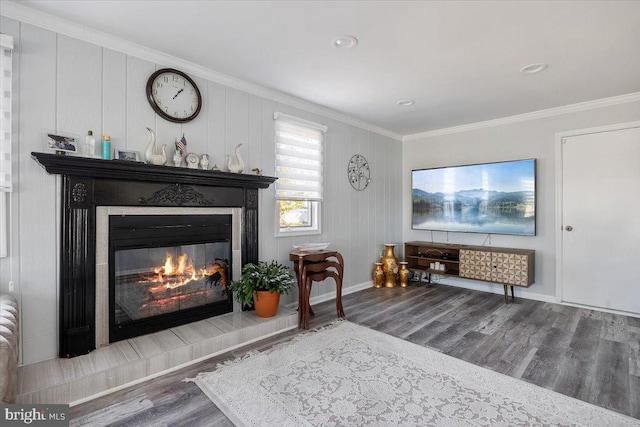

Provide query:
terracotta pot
left=253, top=291, right=280, bottom=318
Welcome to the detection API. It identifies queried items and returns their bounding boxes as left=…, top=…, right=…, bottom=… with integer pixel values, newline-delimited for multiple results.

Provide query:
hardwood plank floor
left=70, top=284, right=640, bottom=425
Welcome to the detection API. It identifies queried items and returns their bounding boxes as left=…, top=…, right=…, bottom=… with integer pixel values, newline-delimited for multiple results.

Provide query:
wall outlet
left=8, top=281, right=14, bottom=292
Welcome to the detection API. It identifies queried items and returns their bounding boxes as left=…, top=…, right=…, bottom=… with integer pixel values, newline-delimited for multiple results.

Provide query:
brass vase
left=384, top=270, right=397, bottom=288
left=372, top=263, right=384, bottom=288
left=381, top=244, right=398, bottom=288
left=399, top=262, right=410, bottom=287
left=381, top=244, right=398, bottom=275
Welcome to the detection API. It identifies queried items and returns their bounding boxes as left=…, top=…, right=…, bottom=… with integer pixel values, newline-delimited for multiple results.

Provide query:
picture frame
left=115, top=149, right=141, bottom=162
left=43, top=130, right=79, bottom=154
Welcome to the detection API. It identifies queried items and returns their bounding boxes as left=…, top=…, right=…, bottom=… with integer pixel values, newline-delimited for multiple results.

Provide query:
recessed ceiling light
left=332, top=35, right=358, bottom=49
left=520, top=63, right=548, bottom=74
left=397, top=100, right=415, bottom=107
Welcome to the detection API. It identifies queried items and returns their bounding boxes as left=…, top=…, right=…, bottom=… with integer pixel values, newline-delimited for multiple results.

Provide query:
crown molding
left=403, top=91, right=640, bottom=142
left=7, top=0, right=636, bottom=144
left=1, top=1, right=403, bottom=142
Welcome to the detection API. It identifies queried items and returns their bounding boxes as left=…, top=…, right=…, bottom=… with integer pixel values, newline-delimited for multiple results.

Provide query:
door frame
left=554, top=120, right=640, bottom=305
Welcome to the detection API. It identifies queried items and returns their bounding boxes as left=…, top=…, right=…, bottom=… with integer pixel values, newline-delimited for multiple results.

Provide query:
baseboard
left=285, top=281, right=374, bottom=309
left=429, top=277, right=557, bottom=303
left=559, top=301, right=640, bottom=319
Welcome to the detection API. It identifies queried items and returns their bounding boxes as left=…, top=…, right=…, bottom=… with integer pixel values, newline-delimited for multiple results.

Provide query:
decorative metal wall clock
left=348, top=154, right=371, bottom=191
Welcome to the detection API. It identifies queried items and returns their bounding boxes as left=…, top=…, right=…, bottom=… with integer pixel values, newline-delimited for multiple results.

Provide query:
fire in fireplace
left=115, top=248, right=228, bottom=322
left=109, top=214, right=233, bottom=342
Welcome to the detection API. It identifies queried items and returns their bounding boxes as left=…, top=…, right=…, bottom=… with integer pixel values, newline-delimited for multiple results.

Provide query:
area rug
left=187, top=321, right=638, bottom=426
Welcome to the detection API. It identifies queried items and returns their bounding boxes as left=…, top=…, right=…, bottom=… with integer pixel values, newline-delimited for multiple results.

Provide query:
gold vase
left=384, top=270, right=397, bottom=288
left=381, top=244, right=398, bottom=276
left=372, top=263, right=384, bottom=288
left=381, top=244, right=398, bottom=288
left=399, top=262, right=410, bottom=287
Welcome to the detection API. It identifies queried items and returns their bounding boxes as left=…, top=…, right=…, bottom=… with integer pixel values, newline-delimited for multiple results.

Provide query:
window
left=0, top=34, right=13, bottom=258
left=274, top=112, right=327, bottom=236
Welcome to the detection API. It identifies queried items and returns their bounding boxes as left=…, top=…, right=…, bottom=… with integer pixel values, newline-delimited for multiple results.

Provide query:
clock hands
left=172, top=88, right=184, bottom=99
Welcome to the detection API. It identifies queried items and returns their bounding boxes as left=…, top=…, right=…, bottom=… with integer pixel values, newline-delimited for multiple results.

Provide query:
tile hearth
left=17, top=309, right=297, bottom=404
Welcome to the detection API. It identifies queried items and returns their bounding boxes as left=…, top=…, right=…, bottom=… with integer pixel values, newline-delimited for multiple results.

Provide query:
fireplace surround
left=32, top=152, right=276, bottom=358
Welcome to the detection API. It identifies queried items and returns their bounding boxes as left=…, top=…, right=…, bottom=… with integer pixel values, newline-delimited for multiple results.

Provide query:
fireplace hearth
left=32, top=152, right=276, bottom=357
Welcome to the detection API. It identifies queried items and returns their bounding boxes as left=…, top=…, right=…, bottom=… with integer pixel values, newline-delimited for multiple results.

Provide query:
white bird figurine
left=144, top=127, right=167, bottom=166
left=227, top=143, right=244, bottom=173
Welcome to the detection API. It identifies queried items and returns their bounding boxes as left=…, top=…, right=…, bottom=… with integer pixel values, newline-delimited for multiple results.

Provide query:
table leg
left=503, top=284, right=508, bottom=304
left=510, top=285, right=515, bottom=301
left=304, top=276, right=312, bottom=329
left=297, top=258, right=305, bottom=328
left=336, top=275, right=345, bottom=318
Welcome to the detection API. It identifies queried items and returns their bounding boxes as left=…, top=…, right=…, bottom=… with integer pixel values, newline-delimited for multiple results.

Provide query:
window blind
left=0, top=34, right=11, bottom=258
left=0, top=34, right=13, bottom=192
left=274, top=113, right=326, bottom=201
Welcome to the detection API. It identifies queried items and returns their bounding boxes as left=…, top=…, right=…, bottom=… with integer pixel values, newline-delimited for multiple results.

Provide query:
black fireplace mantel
left=31, top=152, right=277, bottom=357
left=32, top=152, right=276, bottom=189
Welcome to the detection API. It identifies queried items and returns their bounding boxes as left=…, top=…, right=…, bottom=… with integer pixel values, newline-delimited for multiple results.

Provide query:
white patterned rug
left=188, top=321, right=638, bottom=426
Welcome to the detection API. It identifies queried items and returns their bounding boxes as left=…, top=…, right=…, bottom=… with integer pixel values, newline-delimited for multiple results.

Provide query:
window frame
left=276, top=200, right=321, bottom=237
left=273, top=113, right=326, bottom=238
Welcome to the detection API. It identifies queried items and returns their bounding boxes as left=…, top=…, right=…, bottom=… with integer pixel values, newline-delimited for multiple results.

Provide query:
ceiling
left=10, top=0, right=640, bottom=136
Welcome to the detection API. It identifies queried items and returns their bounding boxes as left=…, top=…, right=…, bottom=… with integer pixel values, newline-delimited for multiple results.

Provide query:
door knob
left=565, top=225, right=573, bottom=231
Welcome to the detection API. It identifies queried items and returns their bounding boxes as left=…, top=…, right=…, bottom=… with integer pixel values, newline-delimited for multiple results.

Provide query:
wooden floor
left=70, top=284, right=640, bottom=426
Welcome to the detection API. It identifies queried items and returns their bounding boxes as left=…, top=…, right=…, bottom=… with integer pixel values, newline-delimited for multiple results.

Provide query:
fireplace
left=32, top=152, right=276, bottom=357
left=109, top=214, right=233, bottom=342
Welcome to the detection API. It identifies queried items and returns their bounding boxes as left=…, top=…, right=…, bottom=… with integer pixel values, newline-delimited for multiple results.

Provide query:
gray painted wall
left=0, top=17, right=402, bottom=364
left=403, top=100, right=640, bottom=300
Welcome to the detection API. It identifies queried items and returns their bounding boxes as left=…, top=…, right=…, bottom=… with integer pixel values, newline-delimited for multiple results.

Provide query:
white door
left=561, top=126, right=640, bottom=314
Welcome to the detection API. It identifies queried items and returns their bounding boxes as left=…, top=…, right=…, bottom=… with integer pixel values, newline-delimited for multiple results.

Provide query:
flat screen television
left=412, top=159, right=536, bottom=236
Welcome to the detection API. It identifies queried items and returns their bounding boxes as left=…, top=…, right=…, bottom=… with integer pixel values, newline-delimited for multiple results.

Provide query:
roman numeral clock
left=146, top=68, right=202, bottom=123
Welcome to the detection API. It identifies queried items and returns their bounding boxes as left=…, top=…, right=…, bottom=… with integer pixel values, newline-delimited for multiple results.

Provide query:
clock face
left=146, top=68, right=202, bottom=123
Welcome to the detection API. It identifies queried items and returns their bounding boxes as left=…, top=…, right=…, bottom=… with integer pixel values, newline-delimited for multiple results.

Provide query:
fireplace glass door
left=109, top=214, right=233, bottom=342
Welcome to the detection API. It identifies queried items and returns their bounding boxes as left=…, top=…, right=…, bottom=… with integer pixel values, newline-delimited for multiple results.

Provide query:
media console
left=404, top=241, right=535, bottom=303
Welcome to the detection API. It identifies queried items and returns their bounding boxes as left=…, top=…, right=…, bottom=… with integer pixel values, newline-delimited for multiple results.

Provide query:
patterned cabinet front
left=459, top=249, right=492, bottom=281
left=491, top=252, right=530, bottom=286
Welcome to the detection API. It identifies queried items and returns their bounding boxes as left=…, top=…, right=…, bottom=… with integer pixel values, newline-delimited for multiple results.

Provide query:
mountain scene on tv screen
left=412, top=188, right=535, bottom=235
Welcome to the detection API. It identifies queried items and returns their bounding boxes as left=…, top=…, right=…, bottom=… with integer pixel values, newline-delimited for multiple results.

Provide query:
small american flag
left=176, top=134, right=187, bottom=154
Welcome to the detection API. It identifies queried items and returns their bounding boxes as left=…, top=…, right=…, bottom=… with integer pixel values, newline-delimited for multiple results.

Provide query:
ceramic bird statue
left=144, top=127, right=167, bottom=165
left=227, top=143, right=244, bottom=173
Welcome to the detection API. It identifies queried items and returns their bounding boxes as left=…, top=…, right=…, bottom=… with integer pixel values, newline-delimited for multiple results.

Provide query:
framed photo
left=43, top=131, right=79, bottom=154
left=115, top=149, right=140, bottom=162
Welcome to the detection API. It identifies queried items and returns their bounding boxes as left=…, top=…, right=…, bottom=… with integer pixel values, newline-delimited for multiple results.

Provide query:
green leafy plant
left=226, top=261, right=293, bottom=307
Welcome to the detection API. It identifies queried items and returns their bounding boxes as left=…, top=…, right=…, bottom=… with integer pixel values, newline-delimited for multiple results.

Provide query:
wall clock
left=348, top=154, right=371, bottom=191
left=146, top=68, right=202, bottom=123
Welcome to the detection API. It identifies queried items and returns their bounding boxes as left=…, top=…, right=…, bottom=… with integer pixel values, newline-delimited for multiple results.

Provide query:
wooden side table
left=290, top=250, right=345, bottom=329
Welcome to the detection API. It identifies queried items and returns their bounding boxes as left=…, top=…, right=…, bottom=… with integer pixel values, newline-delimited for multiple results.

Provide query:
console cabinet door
left=459, top=249, right=492, bottom=281
left=491, top=252, right=529, bottom=286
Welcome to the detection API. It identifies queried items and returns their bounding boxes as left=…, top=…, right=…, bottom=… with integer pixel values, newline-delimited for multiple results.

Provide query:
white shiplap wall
left=0, top=16, right=402, bottom=364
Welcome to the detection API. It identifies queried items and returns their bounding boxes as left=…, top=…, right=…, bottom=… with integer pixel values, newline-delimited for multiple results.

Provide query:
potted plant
left=226, top=260, right=293, bottom=318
